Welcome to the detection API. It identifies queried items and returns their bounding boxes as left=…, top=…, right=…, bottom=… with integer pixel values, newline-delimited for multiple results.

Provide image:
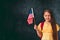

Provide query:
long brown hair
left=43, top=9, right=57, bottom=40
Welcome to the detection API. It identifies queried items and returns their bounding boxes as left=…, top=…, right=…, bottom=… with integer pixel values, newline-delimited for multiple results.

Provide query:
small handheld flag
left=27, top=8, right=34, bottom=24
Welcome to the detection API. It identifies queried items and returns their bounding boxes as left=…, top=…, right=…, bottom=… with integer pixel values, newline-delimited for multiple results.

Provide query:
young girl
left=34, top=9, right=60, bottom=40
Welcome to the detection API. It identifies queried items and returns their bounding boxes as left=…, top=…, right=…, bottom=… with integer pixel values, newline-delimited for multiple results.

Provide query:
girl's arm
left=36, top=29, right=42, bottom=38
left=34, top=24, right=42, bottom=38
left=56, top=24, right=60, bottom=31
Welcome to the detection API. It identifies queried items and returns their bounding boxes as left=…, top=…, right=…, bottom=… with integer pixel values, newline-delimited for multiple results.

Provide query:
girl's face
left=43, top=11, right=51, bottom=22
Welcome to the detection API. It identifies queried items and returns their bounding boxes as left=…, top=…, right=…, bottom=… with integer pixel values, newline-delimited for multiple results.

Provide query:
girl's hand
left=34, top=24, right=37, bottom=30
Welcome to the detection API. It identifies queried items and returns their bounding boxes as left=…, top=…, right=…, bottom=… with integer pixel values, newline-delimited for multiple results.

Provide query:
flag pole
left=31, top=8, right=36, bottom=25
left=31, top=8, right=38, bottom=30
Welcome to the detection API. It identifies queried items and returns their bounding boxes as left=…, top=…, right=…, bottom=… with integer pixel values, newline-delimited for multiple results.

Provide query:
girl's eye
left=48, top=15, right=51, bottom=17
left=45, top=15, right=47, bottom=17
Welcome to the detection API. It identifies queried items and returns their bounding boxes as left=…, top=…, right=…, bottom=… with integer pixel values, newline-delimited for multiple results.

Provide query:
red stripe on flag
left=27, top=14, right=34, bottom=24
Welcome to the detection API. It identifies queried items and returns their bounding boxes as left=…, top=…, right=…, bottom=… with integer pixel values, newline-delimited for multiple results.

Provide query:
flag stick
left=34, top=18, right=36, bottom=25
left=31, top=8, right=36, bottom=25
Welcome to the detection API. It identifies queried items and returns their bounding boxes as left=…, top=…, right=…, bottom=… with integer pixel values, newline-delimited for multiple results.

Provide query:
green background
left=1, top=0, right=60, bottom=40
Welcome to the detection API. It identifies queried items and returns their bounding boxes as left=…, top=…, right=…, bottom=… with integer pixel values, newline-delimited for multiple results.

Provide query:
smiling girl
left=34, top=9, right=60, bottom=40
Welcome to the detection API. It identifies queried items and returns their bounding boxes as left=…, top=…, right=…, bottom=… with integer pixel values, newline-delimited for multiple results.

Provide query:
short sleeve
left=56, top=24, right=60, bottom=31
left=37, top=23, right=41, bottom=32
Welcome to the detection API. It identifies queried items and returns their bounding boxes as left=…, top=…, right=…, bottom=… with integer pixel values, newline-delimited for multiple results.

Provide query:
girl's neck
left=45, top=21, right=50, bottom=23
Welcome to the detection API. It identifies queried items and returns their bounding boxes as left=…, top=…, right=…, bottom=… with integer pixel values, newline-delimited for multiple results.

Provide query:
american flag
left=27, top=8, right=34, bottom=24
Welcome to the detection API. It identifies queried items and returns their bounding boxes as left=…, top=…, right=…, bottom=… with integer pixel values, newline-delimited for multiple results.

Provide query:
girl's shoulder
left=39, top=21, right=44, bottom=25
left=56, top=24, right=59, bottom=26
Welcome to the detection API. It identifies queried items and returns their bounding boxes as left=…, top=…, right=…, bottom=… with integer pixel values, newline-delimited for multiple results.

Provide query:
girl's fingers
left=34, top=25, right=37, bottom=30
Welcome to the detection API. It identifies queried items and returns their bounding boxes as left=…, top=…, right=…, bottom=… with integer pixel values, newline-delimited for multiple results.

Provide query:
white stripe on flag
left=31, top=8, right=34, bottom=18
